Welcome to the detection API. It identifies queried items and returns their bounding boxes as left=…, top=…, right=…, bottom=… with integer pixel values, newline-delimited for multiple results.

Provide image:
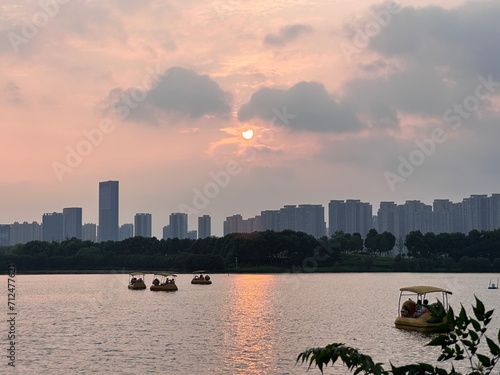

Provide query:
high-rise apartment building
left=489, top=194, right=500, bottom=231
left=98, top=180, right=119, bottom=242
left=82, top=223, right=97, bottom=242
left=377, top=202, right=399, bottom=237
left=198, top=215, right=211, bottom=239
left=119, top=224, right=134, bottom=240
left=223, top=214, right=242, bottom=236
left=169, top=213, right=188, bottom=239
left=134, top=213, right=152, bottom=237
left=297, top=204, right=326, bottom=238
left=433, top=199, right=452, bottom=234
left=328, top=199, right=372, bottom=237
left=42, top=212, right=64, bottom=242
left=10, top=221, right=42, bottom=245
left=187, top=230, right=197, bottom=240
left=63, top=207, right=82, bottom=240
left=0, top=225, right=11, bottom=246
left=463, top=194, right=489, bottom=232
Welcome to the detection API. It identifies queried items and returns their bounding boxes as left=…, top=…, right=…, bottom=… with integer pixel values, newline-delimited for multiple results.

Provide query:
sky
left=2, top=0, right=500, bottom=237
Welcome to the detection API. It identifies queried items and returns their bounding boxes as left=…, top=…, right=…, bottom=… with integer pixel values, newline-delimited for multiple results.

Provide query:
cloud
left=238, top=81, right=363, bottom=133
left=264, top=24, right=314, bottom=46
left=101, top=66, right=232, bottom=124
left=342, top=1, right=500, bottom=120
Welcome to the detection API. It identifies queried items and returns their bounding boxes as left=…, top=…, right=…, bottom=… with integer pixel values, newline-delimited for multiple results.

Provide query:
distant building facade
left=42, top=212, right=64, bottom=242
left=328, top=199, right=373, bottom=237
left=168, top=213, right=188, bottom=239
left=198, top=215, right=211, bottom=239
left=119, top=224, right=134, bottom=241
left=82, top=223, right=97, bottom=242
left=98, top=180, right=119, bottom=242
left=224, top=204, right=326, bottom=238
left=0, top=225, right=11, bottom=246
left=10, top=221, right=42, bottom=245
left=134, top=213, right=152, bottom=237
left=63, top=207, right=82, bottom=240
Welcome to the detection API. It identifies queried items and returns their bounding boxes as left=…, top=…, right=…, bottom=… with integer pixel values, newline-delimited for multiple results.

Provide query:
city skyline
left=2, top=1, right=500, bottom=241
left=2, top=190, right=500, bottom=240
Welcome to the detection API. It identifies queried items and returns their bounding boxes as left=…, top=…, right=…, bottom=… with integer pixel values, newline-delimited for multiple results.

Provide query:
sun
left=242, top=129, right=254, bottom=140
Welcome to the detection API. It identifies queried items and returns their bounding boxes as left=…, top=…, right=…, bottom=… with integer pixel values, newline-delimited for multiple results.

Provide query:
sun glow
left=242, top=129, right=254, bottom=140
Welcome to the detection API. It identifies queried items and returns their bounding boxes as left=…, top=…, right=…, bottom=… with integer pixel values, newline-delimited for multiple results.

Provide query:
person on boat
left=421, top=299, right=430, bottom=314
left=130, top=277, right=137, bottom=284
left=401, top=305, right=410, bottom=317
left=401, top=298, right=415, bottom=317
left=413, top=300, right=423, bottom=318
left=153, top=278, right=160, bottom=286
left=205, top=275, right=210, bottom=281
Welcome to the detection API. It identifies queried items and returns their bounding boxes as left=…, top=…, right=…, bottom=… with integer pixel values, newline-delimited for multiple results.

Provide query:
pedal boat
left=150, top=272, right=178, bottom=291
left=394, top=285, right=452, bottom=333
left=128, top=272, right=146, bottom=290
left=191, top=270, right=212, bottom=285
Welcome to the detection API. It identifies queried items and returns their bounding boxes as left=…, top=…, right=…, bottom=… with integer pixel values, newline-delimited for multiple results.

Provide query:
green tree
left=378, top=231, right=396, bottom=256
left=364, top=229, right=378, bottom=253
left=349, top=233, right=364, bottom=252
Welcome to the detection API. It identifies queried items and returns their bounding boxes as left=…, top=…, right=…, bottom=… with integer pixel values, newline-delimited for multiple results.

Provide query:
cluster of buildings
left=1, top=180, right=499, bottom=246
left=0, top=181, right=211, bottom=246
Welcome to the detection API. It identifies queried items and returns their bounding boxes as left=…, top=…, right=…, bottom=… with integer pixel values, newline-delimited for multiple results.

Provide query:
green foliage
left=297, top=297, right=500, bottom=374
left=296, top=343, right=387, bottom=375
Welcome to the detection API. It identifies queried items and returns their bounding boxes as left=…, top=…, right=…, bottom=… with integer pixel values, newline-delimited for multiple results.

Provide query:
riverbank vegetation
left=1, top=229, right=500, bottom=273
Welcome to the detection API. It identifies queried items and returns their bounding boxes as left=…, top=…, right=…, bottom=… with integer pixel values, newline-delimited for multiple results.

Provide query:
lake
left=6, top=272, right=500, bottom=374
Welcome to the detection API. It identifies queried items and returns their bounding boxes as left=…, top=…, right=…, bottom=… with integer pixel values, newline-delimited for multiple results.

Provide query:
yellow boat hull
left=395, top=313, right=448, bottom=333
left=128, top=281, right=146, bottom=290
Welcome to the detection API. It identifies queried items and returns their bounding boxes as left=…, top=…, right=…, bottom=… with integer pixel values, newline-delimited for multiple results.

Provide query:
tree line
left=0, top=230, right=325, bottom=272
left=1, top=228, right=500, bottom=273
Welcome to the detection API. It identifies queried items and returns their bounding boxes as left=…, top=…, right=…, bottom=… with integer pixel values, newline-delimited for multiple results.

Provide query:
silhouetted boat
left=191, top=270, right=212, bottom=285
left=128, top=272, right=146, bottom=290
left=150, top=272, right=178, bottom=291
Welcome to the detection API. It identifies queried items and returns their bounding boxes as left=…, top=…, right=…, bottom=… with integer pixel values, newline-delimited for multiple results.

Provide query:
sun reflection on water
left=221, top=274, right=277, bottom=374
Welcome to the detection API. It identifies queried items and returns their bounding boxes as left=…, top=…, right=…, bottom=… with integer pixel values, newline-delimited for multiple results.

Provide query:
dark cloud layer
left=264, top=24, right=314, bottom=46
left=238, top=81, right=362, bottom=133
left=344, top=1, right=500, bottom=119
left=101, top=66, right=232, bottom=124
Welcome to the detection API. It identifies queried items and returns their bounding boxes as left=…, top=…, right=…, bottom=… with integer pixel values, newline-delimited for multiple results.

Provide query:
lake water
left=5, top=272, right=500, bottom=374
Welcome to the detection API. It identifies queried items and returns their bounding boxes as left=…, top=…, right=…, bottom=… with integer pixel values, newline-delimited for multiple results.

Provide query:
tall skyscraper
left=63, top=207, right=82, bottom=239
left=98, top=180, right=119, bottom=242
left=42, top=212, right=64, bottom=242
left=169, top=213, right=188, bottom=239
left=198, top=215, right=211, bottom=239
left=134, top=213, right=152, bottom=237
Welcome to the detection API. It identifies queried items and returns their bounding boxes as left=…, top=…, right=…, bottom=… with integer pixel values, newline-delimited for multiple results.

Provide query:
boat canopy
left=153, top=272, right=176, bottom=277
left=399, top=286, right=452, bottom=295
left=192, top=270, right=208, bottom=274
left=129, top=271, right=145, bottom=276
